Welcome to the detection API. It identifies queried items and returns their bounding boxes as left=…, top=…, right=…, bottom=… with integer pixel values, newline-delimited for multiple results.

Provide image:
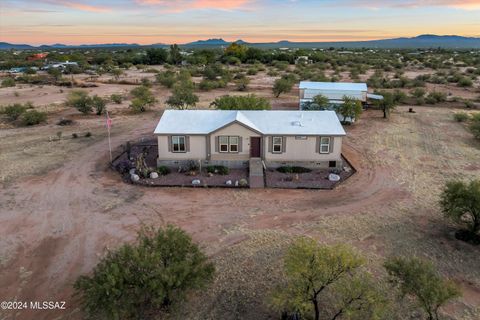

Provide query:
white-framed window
left=272, top=136, right=283, bottom=153
left=219, top=136, right=239, bottom=153
left=229, top=136, right=239, bottom=152
left=319, top=137, right=330, bottom=154
left=172, top=136, right=186, bottom=152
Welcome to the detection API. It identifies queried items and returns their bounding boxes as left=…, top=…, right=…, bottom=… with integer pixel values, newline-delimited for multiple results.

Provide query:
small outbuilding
left=299, top=81, right=369, bottom=108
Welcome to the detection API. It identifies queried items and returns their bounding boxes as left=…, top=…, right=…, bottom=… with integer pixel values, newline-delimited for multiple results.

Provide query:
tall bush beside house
left=440, top=179, right=480, bottom=244
left=166, top=80, right=199, bottom=110
left=74, top=225, right=215, bottom=320
left=338, top=96, right=363, bottom=123
left=384, top=256, right=460, bottom=320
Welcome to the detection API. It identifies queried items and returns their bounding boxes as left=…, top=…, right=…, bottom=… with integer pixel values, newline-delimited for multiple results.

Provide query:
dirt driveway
left=1, top=107, right=479, bottom=320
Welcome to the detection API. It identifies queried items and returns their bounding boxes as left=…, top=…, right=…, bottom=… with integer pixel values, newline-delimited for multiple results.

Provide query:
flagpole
left=106, top=110, right=112, bottom=163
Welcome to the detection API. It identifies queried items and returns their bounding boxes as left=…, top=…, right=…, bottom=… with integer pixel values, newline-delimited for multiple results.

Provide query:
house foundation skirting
left=157, top=158, right=343, bottom=170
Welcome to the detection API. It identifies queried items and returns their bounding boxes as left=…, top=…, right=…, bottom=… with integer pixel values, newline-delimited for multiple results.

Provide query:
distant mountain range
left=1, top=35, right=480, bottom=50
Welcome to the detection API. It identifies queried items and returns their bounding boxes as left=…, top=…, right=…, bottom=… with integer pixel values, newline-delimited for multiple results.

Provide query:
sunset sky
left=1, top=0, right=479, bottom=45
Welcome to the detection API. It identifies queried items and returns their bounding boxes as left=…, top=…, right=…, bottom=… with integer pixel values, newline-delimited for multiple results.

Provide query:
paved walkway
left=249, top=158, right=265, bottom=189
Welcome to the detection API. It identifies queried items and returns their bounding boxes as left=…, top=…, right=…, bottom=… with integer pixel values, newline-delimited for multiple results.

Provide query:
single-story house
left=154, top=110, right=346, bottom=169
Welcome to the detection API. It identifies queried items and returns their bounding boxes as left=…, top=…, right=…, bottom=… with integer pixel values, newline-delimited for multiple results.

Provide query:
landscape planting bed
left=265, top=157, right=355, bottom=189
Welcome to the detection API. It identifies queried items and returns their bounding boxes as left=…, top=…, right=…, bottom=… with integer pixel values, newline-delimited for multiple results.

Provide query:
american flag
left=106, top=111, right=112, bottom=129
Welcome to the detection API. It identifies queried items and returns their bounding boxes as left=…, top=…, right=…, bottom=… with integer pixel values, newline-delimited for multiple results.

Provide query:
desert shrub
left=246, top=68, right=258, bottom=75
left=1, top=78, right=15, bottom=87
left=157, top=166, right=171, bottom=176
left=426, top=91, right=447, bottom=104
left=130, top=85, right=156, bottom=113
left=3, top=103, right=28, bottom=121
left=115, top=160, right=131, bottom=174
left=91, top=95, right=106, bottom=115
left=57, top=118, right=74, bottom=126
left=110, top=93, right=123, bottom=104
left=457, top=77, right=473, bottom=87
left=67, top=90, right=92, bottom=114
left=198, top=79, right=222, bottom=91
left=210, top=94, right=271, bottom=110
left=21, top=110, right=47, bottom=126
left=410, top=88, right=426, bottom=98
left=74, top=226, right=215, bottom=319
left=156, top=71, right=176, bottom=88
left=392, top=90, right=408, bottom=104
left=441, top=179, right=480, bottom=243
left=273, top=77, right=294, bottom=98
left=235, top=77, right=250, bottom=91
left=470, top=116, right=480, bottom=139
left=277, top=166, right=312, bottom=174
left=206, top=165, right=229, bottom=175
left=453, top=112, right=469, bottom=122
left=166, top=81, right=199, bottom=110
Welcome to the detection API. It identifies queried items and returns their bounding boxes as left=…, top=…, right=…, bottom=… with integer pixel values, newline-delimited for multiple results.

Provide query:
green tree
left=166, top=81, right=199, bottom=110
left=224, top=42, right=248, bottom=61
left=47, top=67, right=62, bottom=82
left=110, top=68, right=123, bottom=81
left=169, top=44, right=182, bottom=65
left=374, top=91, right=397, bottom=119
left=91, top=95, right=106, bottom=115
left=273, top=78, right=294, bottom=98
left=440, top=179, right=480, bottom=239
left=145, top=48, right=168, bottom=65
left=74, top=225, right=215, bottom=320
left=271, top=238, right=387, bottom=320
left=338, top=96, right=363, bottom=123
left=210, top=94, right=271, bottom=110
left=384, top=256, right=460, bottom=320
left=129, top=85, right=156, bottom=113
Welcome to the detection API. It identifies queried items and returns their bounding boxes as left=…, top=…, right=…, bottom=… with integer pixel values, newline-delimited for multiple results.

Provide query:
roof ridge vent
left=292, top=120, right=303, bottom=127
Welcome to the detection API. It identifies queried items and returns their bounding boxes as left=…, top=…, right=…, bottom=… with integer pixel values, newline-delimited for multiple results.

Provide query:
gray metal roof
left=154, top=110, right=346, bottom=136
left=299, top=81, right=367, bottom=91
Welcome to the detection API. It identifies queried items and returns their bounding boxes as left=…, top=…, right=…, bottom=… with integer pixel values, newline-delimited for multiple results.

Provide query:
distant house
left=26, top=53, right=48, bottom=61
left=295, top=56, right=312, bottom=65
left=154, top=110, right=346, bottom=169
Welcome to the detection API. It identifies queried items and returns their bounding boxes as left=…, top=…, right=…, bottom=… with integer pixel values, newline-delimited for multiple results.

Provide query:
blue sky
left=1, top=0, right=479, bottom=45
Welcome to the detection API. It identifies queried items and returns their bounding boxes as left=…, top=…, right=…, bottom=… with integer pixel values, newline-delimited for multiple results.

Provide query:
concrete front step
left=249, top=158, right=265, bottom=189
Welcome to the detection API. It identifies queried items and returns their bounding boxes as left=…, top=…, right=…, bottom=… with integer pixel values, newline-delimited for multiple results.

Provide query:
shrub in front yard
left=3, top=103, right=28, bottom=121
left=453, top=112, right=469, bottom=122
left=157, top=166, right=171, bottom=176
left=1, top=78, right=15, bottom=87
left=206, top=165, right=229, bottom=175
left=277, top=166, right=312, bottom=174
left=21, top=110, right=47, bottom=126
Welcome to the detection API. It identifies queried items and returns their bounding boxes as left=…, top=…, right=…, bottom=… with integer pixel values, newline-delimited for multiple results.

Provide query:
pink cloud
left=44, top=0, right=110, bottom=12
left=341, top=0, right=480, bottom=10
left=135, top=0, right=253, bottom=11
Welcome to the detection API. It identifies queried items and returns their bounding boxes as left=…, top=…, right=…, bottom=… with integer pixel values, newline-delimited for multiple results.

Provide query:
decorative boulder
left=226, top=180, right=233, bottom=186
left=235, top=180, right=239, bottom=187
left=130, top=174, right=140, bottom=182
left=239, top=179, right=248, bottom=187
left=150, top=172, right=159, bottom=179
left=328, top=173, right=341, bottom=182
left=129, top=168, right=136, bottom=175
left=192, top=179, right=201, bottom=186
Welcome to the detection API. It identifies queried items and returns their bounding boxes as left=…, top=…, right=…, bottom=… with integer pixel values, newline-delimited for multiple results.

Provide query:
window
left=172, top=136, right=186, bottom=152
left=272, top=136, right=283, bottom=153
left=219, top=136, right=239, bottom=153
left=219, top=136, right=229, bottom=153
left=320, top=137, right=330, bottom=154
left=229, top=136, right=239, bottom=152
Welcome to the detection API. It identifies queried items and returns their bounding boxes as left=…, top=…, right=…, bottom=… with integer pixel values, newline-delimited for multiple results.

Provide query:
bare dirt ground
left=0, top=70, right=480, bottom=320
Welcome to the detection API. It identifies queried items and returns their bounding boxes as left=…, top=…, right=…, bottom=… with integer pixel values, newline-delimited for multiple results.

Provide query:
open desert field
left=0, top=61, right=480, bottom=320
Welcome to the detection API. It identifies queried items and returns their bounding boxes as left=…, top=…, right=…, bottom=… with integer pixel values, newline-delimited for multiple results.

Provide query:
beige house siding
left=209, top=122, right=261, bottom=161
left=157, top=135, right=207, bottom=160
left=264, top=136, right=342, bottom=162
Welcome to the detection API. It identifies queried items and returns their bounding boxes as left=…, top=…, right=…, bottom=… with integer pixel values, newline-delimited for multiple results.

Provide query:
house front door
left=250, top=137, right=261, bottom=158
